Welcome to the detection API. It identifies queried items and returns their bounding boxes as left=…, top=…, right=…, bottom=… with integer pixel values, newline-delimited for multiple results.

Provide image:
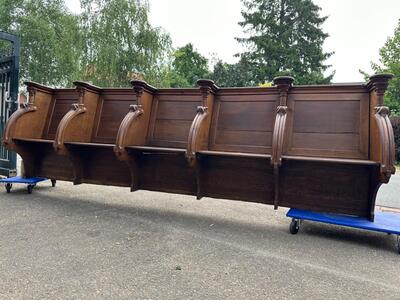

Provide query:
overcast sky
left=67, top=0, right=400, bottom=82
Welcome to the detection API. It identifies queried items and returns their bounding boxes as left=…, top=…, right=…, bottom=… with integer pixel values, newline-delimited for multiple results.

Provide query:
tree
left=211, top=59, right=255, bottom=87
left=236, top=0, right=334, bottom=85
left=0, top=0, right=81, bottom=86
left=0, top=0, right=173, bottom=88
left=171, top=43, right=209, bottom=87
left=79, top=0, right=172, bottom=87
left=370, top=20, right=400, bottom=115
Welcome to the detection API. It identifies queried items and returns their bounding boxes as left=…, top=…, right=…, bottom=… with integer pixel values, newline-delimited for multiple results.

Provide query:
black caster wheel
left=51, top=179, right=56, bottom=187
left=290, top=218, right=300, bottom=234
left=27, top=184, right=34, bottom=194
left=5, top=183, right=12, bottom=193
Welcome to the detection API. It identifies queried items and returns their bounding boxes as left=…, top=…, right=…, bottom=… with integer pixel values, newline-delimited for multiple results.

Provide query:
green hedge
left=390, top=116, right=400, bottom=163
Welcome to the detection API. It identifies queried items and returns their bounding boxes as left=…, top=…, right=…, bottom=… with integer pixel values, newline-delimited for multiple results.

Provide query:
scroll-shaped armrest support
left=186, top=106, right=208, bottom=167
left=3, top=102, right=38, bottom=150
left=53, top=81, right=101, bottom=155
left=271, top=106, right=288, bottom=167
left=114, top=104, right=144, bottom=159
left=53, top=103, right=87, bottom=154
left=374, top=106, right=396, bottom=182
left=4, top=82, right=54, bottom=149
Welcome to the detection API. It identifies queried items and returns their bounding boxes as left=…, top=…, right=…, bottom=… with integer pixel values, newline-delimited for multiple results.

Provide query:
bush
left=390, top=116, right=400, bottom=163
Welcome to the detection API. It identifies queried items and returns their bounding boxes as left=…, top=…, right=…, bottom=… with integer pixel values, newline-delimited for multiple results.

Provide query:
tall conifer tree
left=237, top=0, right=334, bottom=84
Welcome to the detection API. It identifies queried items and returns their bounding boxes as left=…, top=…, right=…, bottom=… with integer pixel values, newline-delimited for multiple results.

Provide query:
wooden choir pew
left=114, top=79, right=217, bottom=194
left=53, top=81, right=137, bottom=186
left=3, top=74, right=395, bottom=220
left=3, top=82, right=78, bottom=180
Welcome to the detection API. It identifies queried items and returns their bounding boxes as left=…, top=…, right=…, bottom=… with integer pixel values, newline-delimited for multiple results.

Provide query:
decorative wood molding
left=367, top=73, right=394, bottom=104
left=113, top=80, right=154, bottom=195
left=270, top=77, right=293, bottom=210
left=374, top=106, right=396, bottom=182
left=271, top=76, right=293, bottom=166
left=24, top=81, right=53, bottom=94
left=53, top=103, right=87, bottom=153
left=271, top=106, right=288, bottom=210
left=271, top=106, right=288, bottom=167
left=130, top=80, right=157, bottom=95
left=197, top=79, right=218, bottom=104
left=273, top=76, right=294, bottom=106
left=186, top=106, right=208, bottom=167
left=113, top=103, right=145, bottom=192
left=76, top=85, right=86, bottom=105
left=114, top=104, right=144, bottom=159
left=185, top=79, right=218, bottom=168
left=73, top=81, right=101, bottom=93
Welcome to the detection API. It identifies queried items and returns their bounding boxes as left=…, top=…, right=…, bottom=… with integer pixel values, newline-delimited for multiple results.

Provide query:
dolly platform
left=287, top=208, right=400, bottom=254
left=0, top=176, right=56, bottom=194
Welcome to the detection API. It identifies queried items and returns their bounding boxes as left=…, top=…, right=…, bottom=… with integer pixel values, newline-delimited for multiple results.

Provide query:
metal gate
left=0, top=32, right=20, bottom=177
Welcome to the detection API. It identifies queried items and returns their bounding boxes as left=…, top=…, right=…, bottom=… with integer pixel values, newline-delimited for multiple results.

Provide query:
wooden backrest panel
left=147, top=90, right=201, bottom=148
left=92, top=89, right=137, bottom=144
left=209, top=88, right=280, bottom=154
left=285, top=86, right=369, bottom=159
left=12, top=88, right=53, bottom=140
left=43, top=89, right=78, bottom=140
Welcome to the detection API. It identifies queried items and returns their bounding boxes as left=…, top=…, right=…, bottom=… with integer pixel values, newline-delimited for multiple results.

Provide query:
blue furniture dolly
left=0, top=176, right=56, bottom=194
left=287, top=208, right=400, bottom=254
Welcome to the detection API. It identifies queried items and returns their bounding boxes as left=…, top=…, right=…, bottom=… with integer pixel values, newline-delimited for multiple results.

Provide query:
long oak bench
left=3, top=74, right=395, bottom=220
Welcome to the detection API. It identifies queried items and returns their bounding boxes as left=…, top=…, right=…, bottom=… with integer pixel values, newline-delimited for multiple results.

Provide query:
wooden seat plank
left=14, top=137, right=53, bottom=144
left=281, top=155, right=379, bottom=166
left=198, top=150, right=271, bottom=159
left=126, top=145, right=186, bottom=153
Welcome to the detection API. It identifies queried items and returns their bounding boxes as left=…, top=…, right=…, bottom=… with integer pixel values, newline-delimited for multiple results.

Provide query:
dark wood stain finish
left=3, top=74, right=395, bottom=221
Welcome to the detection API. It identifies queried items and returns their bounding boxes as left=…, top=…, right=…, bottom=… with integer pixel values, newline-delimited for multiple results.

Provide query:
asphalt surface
left=377, top=173, right=400, bottom=209
left=0, top=179, right=399, bottom=299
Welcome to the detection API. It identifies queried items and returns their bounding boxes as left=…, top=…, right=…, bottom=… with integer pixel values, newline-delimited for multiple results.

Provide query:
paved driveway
left=377, top=173, right=400, bottom=209
left=0, top=181, right=399, bottom=299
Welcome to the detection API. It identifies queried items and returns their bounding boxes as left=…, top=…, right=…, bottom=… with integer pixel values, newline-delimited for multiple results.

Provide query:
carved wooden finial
left=73, top=81, right=101, bottom=105
left=197, top=79, right=219, bottom=96
left=197, top=79, right=219, bottom=93
left=130, top=80, right=157, bottom=95
left=130, top=80, right=156, bottom=106
left=273, top=76, right=295, bottom=87
left=197, top=79, right=219, bottom=106
left=273, top=76, right=294, bottom=106
left=367, top=73, right=394, bottom=96
left=73, top=81, right=101, bottom=92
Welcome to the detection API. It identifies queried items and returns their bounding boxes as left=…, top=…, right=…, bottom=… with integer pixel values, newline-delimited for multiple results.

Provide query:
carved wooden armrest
left=54, top=103, right=87, bottom=152
left=3, top=102, right=37, bottom=148
left=114, top=104, right=144, bottom=158
left=271, top=106, right=288, bottom=167
left=374, top=106, right=396, bottom=182
left=186, top=106, right=208, bottom=166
